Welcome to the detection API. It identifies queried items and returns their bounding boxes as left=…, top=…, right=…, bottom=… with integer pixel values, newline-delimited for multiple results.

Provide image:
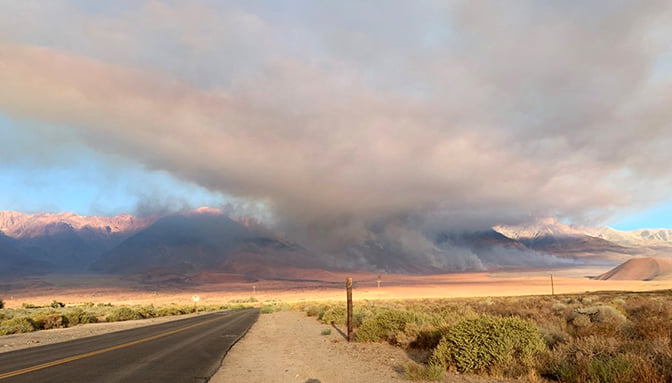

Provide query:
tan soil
left=0, top=312, right=202, bottom=354
left=211, top=311, right=516, bottom=383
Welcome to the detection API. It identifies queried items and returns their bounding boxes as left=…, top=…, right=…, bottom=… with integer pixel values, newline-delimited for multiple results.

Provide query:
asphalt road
left=0, top=308, right=259, bottom=383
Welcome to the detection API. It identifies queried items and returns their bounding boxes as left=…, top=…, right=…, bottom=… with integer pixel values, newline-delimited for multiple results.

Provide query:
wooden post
left=550, top=274, right=555, bottom=296
left=346, top=277, right=353, bottom=342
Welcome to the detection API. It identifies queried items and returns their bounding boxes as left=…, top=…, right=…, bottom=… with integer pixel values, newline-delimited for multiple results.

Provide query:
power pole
left=550, top=274, right=555, bottom=296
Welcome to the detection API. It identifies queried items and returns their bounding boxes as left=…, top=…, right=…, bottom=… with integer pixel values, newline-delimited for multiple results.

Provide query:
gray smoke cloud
left=1, top=1, right=672, bottom=261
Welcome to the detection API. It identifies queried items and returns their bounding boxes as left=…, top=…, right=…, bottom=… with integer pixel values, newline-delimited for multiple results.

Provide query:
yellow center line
left=0, top=314, right=228, bottom=380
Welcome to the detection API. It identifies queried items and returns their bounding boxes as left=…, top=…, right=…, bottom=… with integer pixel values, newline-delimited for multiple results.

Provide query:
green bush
left=136, top=305, right=157, bottom=318
left=260, top=305, right=276, bottom=314
left=50, top=300, right=65, bottom=308
left=320, top=328, right=331, bottom=336
left=0, top=317, right=38, bottom=335
left=156, top=305, right=191, bottom=316
left=356, top=309, right=430, bottom=346
left=431, top=315, right=544, bottom=377
left=106, top=307, right=142, bottom=322
left=65, top=308, right=98, bottom=325
left=321, top=306, right=346, bottom=325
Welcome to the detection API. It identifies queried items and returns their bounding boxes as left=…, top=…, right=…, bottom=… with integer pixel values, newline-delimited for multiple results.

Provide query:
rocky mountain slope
left=2, top=210, right=671, bottom=279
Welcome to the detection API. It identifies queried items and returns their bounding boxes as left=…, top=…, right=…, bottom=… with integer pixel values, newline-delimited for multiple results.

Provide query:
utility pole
left=346, top=277, right=353, bottom=342
left=550, top=274, right=555, bottom=296
left=377, top=274, right=382, bottom=289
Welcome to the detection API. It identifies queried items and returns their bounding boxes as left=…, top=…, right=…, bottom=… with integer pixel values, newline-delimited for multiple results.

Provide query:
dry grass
left=294, top=290, right=672, bottom=382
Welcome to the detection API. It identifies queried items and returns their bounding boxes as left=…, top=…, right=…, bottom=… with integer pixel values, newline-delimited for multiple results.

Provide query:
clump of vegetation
left=0, top=299, right=4, bottom=309
left=320, top=328, right=331, bottom=336
left=0, top=317, right=38, bottom=335
left=303, top=304, right=325, bottom=317
left=299, top=290, right=672, bottom=382
left=404, top=361, right=445, bottom=381
left=321, top=306, right=346, bottom=325
left=356, top=309, right=434, bottom=347
left=33, top=313, right=69, bottom=329
left=65, top=308, right=98, bottom=325
left=106, top=307, right=144, bottom=322
left=431, top=315, right=544, bottom=377
left=0, top=299, right=252, bottom=338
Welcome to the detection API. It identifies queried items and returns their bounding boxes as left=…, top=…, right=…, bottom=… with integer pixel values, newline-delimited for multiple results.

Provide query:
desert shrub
left=0, top=299, right=4, bottom=309
left=568, top=305, right=627, bottom=338
left=551, top=302, right=567, bottom=314
left=356, top=309, right=432, bottom=347
left=106, top=307, right=142, bottom=322
left=625, top=299, right=672, bottom=341
left=542, top=336, right=637, bottom=383
left=431, top=315, right=544, bottom=377
left=404, top=361, right=445, bottom=381
left=321, top=306, right=346, bottom=325
left=0, top=317, right=38, bottom=335
left=320, top=328, right=331, bottom=336
left=50, top=300, right=65, bottom=308
left=21, top=303, right=39, bottom=309
left=34, top=313, right=69, bottom=329
left=260, top=305, right=276, bottom=314
left=64, top=308, right=98, bottom=325
left=97, top=302, right=113, bottom=307
left=303, top=305, right=324, bottom=317
left=156, top=305, right=191, bottom=316
left=136, top=305, right=157, bottom=318
left=540, top=327, right=569, bottom=350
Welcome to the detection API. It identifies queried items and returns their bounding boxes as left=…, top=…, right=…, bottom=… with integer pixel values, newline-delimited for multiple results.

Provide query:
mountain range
left=1, top=210, right=671, bottom=280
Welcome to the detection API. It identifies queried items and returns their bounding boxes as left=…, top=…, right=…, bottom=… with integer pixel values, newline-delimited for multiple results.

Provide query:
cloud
left=2, top=1, right=672, bottom=259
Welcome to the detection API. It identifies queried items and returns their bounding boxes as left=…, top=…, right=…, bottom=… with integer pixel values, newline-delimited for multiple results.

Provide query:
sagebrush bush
left=303, top=305, right=323, bottom=317
left=356, top=309, right=439, bottom=347
left=568, top=305, right=628, bottom=338
left=65, top=308, right=98, bottom=325
left=106, top=307, right=142, bottom=322
left=404, top=361, right=445, bottom=381
left=321, top=306, right=346, bottom=325
left=542, top=337, right=636, bottom=383
left=34, top=313, right=69, bottom=329
left=0, top=317, right=38, bottom=335
left=431, top=315, right=544, bottom=377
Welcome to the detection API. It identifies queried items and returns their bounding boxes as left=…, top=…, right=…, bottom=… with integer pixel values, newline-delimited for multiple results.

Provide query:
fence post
left=346, top=277, right=353, bottom=342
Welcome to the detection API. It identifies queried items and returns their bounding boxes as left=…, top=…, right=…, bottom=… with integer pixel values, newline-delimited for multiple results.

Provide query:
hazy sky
left=1, top=0, right=672, bottom=235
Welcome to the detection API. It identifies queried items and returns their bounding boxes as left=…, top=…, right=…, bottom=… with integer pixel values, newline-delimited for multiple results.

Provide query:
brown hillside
left=597, top=257, right=672, bottom=281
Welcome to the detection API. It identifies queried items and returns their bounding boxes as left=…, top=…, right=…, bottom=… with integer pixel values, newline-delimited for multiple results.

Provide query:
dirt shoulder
left=0, top=312, right=202, bottom=354
left=211, top=311, right=513, bottom=383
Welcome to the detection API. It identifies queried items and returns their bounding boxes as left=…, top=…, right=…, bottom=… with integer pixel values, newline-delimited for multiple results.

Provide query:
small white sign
left=192, top=295, right=200, bottom=302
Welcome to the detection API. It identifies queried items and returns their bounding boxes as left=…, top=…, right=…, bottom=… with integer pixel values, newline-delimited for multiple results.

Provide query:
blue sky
left=1, top=1, right=672, bottom=233
left=0, top=114, right=228, bottom=216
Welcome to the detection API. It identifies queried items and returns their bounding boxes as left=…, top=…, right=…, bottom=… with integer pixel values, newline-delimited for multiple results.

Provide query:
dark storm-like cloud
left=1, top=1, right=672, bottom=255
